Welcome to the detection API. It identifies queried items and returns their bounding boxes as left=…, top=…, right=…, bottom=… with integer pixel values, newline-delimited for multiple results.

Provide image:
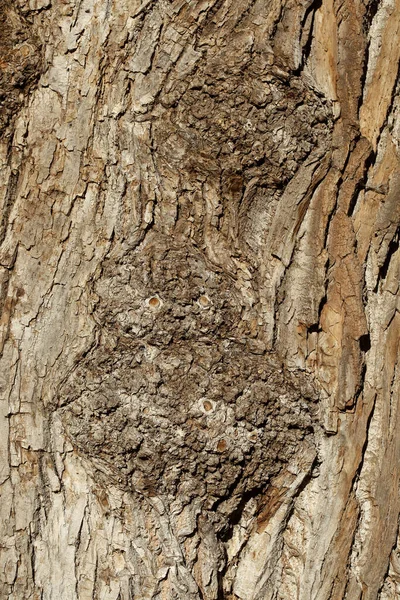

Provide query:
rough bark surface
left=0, top=0, right=400, bottom=599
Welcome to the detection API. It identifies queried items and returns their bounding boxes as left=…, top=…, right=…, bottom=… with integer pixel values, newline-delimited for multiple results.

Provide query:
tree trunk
left=1, top=0, right=400, bottom=598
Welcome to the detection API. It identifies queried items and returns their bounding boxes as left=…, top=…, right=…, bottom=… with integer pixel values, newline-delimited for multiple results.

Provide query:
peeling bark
left=0, top=0, right=400, bottom=598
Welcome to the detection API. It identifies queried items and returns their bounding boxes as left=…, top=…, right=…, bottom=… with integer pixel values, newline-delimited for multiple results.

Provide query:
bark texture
left=1, top=0, right=400, bottom=598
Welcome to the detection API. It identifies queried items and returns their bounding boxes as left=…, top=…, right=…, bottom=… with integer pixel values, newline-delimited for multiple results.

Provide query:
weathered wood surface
left=0, top=0, right=400, bottom=598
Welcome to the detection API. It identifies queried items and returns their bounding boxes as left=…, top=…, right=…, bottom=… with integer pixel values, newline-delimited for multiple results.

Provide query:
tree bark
left=1, top=0, right=400, bottom=598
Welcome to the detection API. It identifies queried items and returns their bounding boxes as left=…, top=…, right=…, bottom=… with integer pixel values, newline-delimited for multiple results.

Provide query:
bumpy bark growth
left=1, top=0, right=400, bottom=599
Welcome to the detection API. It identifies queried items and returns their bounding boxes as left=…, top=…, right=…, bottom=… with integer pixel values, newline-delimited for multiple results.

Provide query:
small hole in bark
left=248, top=431, right=258, bottom=443
left=217, top=439, right=227, bottom=452
left=198, top=294, right=211, bottom=309
left=200, top=399, right=216, bottom=414
left=147, top=296, right=162, bottom=309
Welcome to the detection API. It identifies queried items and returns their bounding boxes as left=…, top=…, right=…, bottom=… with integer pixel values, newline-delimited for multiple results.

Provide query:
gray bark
left=1, top=0, right=400, bottom=598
